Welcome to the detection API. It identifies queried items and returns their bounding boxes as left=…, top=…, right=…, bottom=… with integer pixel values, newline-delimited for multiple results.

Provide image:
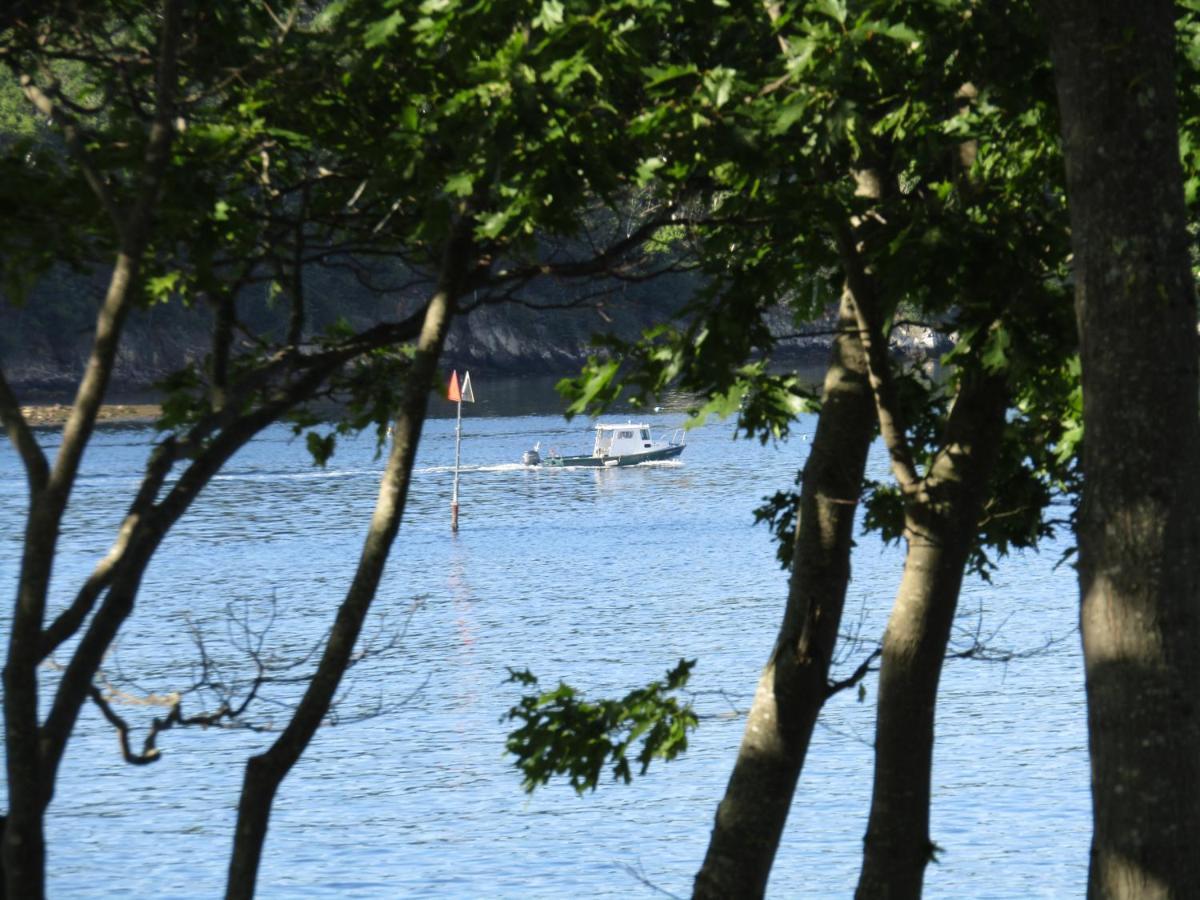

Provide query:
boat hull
left=538, top=443, right=684, bottom=468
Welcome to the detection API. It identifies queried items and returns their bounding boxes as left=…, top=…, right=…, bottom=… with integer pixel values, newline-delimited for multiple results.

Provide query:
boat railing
left=669, top=428, right=685, bottom=447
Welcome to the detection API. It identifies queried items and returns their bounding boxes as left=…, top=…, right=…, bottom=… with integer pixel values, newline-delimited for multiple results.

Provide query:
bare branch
left=88, top=674, right=275, bottom=767
left=617, top=861, right=686, bottom=900
left=86, top=592, right=428, bottom=768
left=261, top=1, right=301, bottom=39
left=39, top=288, right=435, bottom=777
left=87, top=683, right=162, bottom=765
left=685, top=688, right=745, bottom=721
left=947, top=603, right=1077, bottom=665
left=773, top=326, right=861, bottom=342
left=484, top=208, right=684, bottom=287
left=824, top=648, right=882, bottom=699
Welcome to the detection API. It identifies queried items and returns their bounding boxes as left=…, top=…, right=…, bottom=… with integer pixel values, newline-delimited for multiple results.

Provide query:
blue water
left=0, top=381, right=1088, bottom=897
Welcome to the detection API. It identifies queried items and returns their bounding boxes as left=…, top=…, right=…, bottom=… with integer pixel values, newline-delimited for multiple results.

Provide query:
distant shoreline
left=20, top=403, right=161, bottom=427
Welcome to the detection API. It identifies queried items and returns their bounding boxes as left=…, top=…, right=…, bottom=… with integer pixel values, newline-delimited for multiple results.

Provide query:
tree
left=555, top=5, right=1077, bottom=897
left=694, top=291, right=876, bottom=897
left=1043, top=2, right=1200, bottom=895
left=219, top=0, right=701, bottom=891
left=0, top=1, right=449, bottom=888
left=540, top=14, right=883, bottom=890
left=225, top=220, right=476, bottom=899
left=2, top=6, right=193, bottom=892
left=1, top=2, right=688, bottom=896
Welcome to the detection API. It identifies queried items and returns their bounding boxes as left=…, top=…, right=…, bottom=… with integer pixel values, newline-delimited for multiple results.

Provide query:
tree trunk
left=224, top=227, right=474, bottom=900
left=2, top=6, right=182, bottom=892
left=854, top=372, right=1008, bottom=899
left=1044, top=3, right=1200, bottom=896
left=3, top=255, right=148, bottom=899
left=693, top=290, right=875, bottom=899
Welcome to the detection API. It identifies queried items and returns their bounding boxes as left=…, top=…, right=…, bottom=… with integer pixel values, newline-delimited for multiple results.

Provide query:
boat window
left=640, top=429, right=650, bottom=441
left=619, top=430, right=633, bottom=439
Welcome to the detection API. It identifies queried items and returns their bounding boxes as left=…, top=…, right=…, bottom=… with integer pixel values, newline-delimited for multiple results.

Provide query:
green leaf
left=504, top=660, right=698, bottom=794
left=477, top=211, right=507, bottom=239
left=644, top=64, right=699, bottom=87
left=871, top=21, right=921, bottom=46
left=635, top=156, right=666, bottom=186
left=306, top=431, right=337, bottom=467
left=146, top=271, right=182, bottom=303
left=981, top=326, right=1011, bottom=372
left=533, top=0, right=565, bottom=30
left=773, top=99, right=811, bottom=135
left=564, top=359, right=621, bottom=417
left=703, top=68, right=736, bottom=109
left=364, top=11, right=405, bottom=48
left=445, top=172, right=474, bottom=197
left=813, top=0, right=848, bottom=25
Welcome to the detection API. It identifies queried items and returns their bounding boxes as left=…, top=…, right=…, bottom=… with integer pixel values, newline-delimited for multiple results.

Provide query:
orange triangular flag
left=448, top=369, right=461, bottom=402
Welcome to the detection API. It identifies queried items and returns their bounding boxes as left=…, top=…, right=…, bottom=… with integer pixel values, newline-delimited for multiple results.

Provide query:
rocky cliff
left=0, top=264, right=703, bottom=398
left=1, top=264, right=943, bottom=401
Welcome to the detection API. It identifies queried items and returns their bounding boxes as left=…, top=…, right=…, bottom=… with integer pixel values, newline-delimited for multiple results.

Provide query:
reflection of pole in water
left=446, top=370, right=475, bottom=531
left=446, top=539, right=483, bottom=736
left=448, top=540, right=476, bottom=651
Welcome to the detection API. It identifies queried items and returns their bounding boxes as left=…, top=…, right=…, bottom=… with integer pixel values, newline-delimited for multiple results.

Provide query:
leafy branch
left=505, top=659, right=698, bottom=794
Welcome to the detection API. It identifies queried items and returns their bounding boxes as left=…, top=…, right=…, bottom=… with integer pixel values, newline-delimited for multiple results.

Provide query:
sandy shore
left=19, top=403, right=161, bottom=427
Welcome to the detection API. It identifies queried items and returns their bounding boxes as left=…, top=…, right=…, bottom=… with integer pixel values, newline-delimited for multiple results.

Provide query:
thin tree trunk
left=694, top=290, right=875, bottom=899
left=2, top=7, right=181, bottom=892
left=0, top=262, right=434, bottom=898
left=3, top=189, right=154, bottom=900
left=836, top=202, right=1016, bottom=896
left=1, top=255, right=429, bottom=899
left=1044, top=3, right=1200, bottom=896
left=854, top=372, right=1008, bottom=899
left=224, top=226, right=474, bottom=900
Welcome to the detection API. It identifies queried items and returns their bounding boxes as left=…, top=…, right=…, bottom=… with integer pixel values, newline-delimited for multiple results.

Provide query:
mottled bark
left=854, top=371, right=1008, bottom=899
left=694, top=290, right=875, bottom=899
left=224, top=225, right=474, bottom=900
left=1044, top=3, right=1200, bottom=896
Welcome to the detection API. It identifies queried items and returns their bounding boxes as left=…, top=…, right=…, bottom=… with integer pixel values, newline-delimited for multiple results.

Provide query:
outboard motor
left=522, top=443, right=541, bottom=466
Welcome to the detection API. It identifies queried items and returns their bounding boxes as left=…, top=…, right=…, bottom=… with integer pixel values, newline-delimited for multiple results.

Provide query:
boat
left=522, top=423, right=685, bottom=468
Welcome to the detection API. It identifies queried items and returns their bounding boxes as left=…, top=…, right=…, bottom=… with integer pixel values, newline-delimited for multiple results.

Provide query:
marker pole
left=451, top=391, right=462, bottom=532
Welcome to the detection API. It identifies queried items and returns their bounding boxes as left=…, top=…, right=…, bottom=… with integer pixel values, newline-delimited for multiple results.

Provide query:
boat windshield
left=594, top=429, right=614, bottom=455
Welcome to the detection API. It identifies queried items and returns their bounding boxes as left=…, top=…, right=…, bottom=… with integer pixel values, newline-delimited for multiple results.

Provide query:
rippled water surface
left=0, top=378, right=1087, bottom=897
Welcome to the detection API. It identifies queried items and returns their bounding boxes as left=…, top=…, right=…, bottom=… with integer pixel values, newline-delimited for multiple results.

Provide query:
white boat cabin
left=593, top=423, right=656, bottom=458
